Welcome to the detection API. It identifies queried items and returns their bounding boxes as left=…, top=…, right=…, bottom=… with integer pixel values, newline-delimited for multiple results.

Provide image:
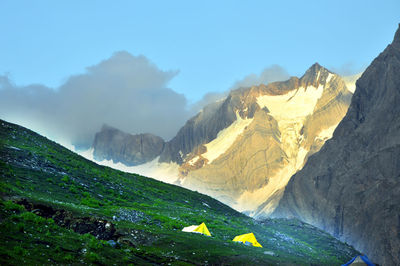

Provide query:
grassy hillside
left=0, top=119, right=357, bottom=265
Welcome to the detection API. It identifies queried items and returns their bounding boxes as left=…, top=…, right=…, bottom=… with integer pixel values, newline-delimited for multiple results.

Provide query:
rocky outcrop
left=93, top=125, right=164, bottom=166
left=273, top=25, right=400, bottom=265
left=16, top=198, right=117, bottom=240
left=159, top=90, right=260, bottom=164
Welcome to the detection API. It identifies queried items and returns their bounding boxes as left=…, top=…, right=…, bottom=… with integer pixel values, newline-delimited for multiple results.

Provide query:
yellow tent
left=232, top=233, right=262, bottom=247
left=182, top=222, right=211, bottom=236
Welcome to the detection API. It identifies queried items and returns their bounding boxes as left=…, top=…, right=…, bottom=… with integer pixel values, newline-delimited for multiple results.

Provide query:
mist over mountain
left=0, top=51, right=295, bottom=151
left=230, top=65, right=290, bottom=90
left=0, top=52, right=190, bottom=149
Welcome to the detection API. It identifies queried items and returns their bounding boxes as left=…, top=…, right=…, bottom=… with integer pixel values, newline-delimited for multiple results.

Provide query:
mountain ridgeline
left=92, top=63, right=353, bottom=218
left=273, top=24, right=400, bottom=265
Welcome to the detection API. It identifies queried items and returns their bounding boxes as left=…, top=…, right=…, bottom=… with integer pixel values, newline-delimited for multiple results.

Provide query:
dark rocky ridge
left=273, top=24, right=400, bottom=265
left=159, top=98, right=240, bottom=164
left=93, top=125, right=165, bottom=166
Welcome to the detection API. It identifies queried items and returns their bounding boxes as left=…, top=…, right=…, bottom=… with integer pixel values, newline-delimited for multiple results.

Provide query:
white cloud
left=190, top=65, right=291, bottom=113
left=0, top=54, right=292, bottom=150
left=231, top=64, right=290, bottom=90
left=0, top=51, right=192, bottom=148
left=329, top=62, right=365, bottom=93
left=342, top=73, right=362, bottom=93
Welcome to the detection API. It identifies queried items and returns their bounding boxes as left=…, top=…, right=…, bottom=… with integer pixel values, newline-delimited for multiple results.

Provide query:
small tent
left=232, top=233, right=262, bottom=247
left=342, top=255, right=375, bottom=266
left=182, top=222, right=211, bottom=236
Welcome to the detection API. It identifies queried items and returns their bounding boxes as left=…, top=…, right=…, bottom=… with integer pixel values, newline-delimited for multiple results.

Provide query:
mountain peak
left=392, top=23, right=400, bottom=47
left=100, top=124, right=118, bottom=132
left=306, top=62, right=331, bottom=75
left=300, top=63, right=334, bottom=86
left=310, top=62, right=323, bottom=70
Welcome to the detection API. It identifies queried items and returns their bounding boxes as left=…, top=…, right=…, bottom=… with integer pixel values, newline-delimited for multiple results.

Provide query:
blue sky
left=0, top=1, right=399, bottom=147
left=1, top=0, right=399, bottom=102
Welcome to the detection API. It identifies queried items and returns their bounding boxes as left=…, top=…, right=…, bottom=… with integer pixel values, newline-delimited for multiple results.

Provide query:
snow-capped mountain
left=89, top=63, right=353, bottom=218
left=174, top=63, right=352, bottom=217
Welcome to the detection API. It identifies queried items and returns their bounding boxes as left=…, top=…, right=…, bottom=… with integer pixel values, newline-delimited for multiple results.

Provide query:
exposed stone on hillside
left=273, top=24, right=400, bottom=266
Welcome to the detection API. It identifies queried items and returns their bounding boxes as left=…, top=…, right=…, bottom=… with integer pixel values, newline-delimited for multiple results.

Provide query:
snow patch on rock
left=234, top=163, right=296, bottom=214
left=256, top=85, right=324, bottom=120
left=326, top=73, right=334, bottom=84
left=79, top=149, right=179, bottom=184
left=233, top=139, right=311, bottom=216
left=295, top=147, right=309, bottom=170
left=188, top=156, right=200, bottom=166
left=342, top=73, right=362, bottom=93
left=315, top=125, right=337, bottom=141
left=202, top=111, right=253, bottom=164
left=231, top=85, right=331, bottom=216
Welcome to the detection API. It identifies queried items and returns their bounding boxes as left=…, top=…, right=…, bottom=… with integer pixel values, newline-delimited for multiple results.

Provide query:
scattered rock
left=106, top=240, right=117, bottom=248
left=263, top=251, right=275, bottom=256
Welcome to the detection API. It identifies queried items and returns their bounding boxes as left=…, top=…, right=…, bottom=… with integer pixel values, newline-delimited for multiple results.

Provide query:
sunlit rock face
left=175, top=63, right=352, bottom=217
left=273, top=25, right=400, bottom=266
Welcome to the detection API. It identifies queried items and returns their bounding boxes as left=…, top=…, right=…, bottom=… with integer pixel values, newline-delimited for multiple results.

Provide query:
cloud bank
left=0, top=52, right=291, bottom=150
left=0, top=51, right=192, bottom=149
left=231, top=64, right=290, bottom=90
left=330, top=63, right=365, bottom=94
left=190, top=91, right=229, bottom=113
left=189, top=65, right=290, bottom=112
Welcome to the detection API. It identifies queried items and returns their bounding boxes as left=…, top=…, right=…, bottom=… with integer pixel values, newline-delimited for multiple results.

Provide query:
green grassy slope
left=0, top=119, right=357, bottom=265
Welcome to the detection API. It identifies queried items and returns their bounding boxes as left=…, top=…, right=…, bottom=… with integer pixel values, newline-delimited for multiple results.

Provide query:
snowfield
left=202, top=111, right=253, bottom=164
left=79, top=149, right=180, bottom=184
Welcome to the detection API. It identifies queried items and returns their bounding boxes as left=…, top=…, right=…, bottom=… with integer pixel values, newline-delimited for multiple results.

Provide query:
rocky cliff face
left=158, top=77, right=304, bottom=165
left=273, top=25, right=400, bottom=265
left=158, top=87, right=265, bottom=164
left=178, top=64, right=352, bottom=217
left=92, top=125, right=165, bottom=166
